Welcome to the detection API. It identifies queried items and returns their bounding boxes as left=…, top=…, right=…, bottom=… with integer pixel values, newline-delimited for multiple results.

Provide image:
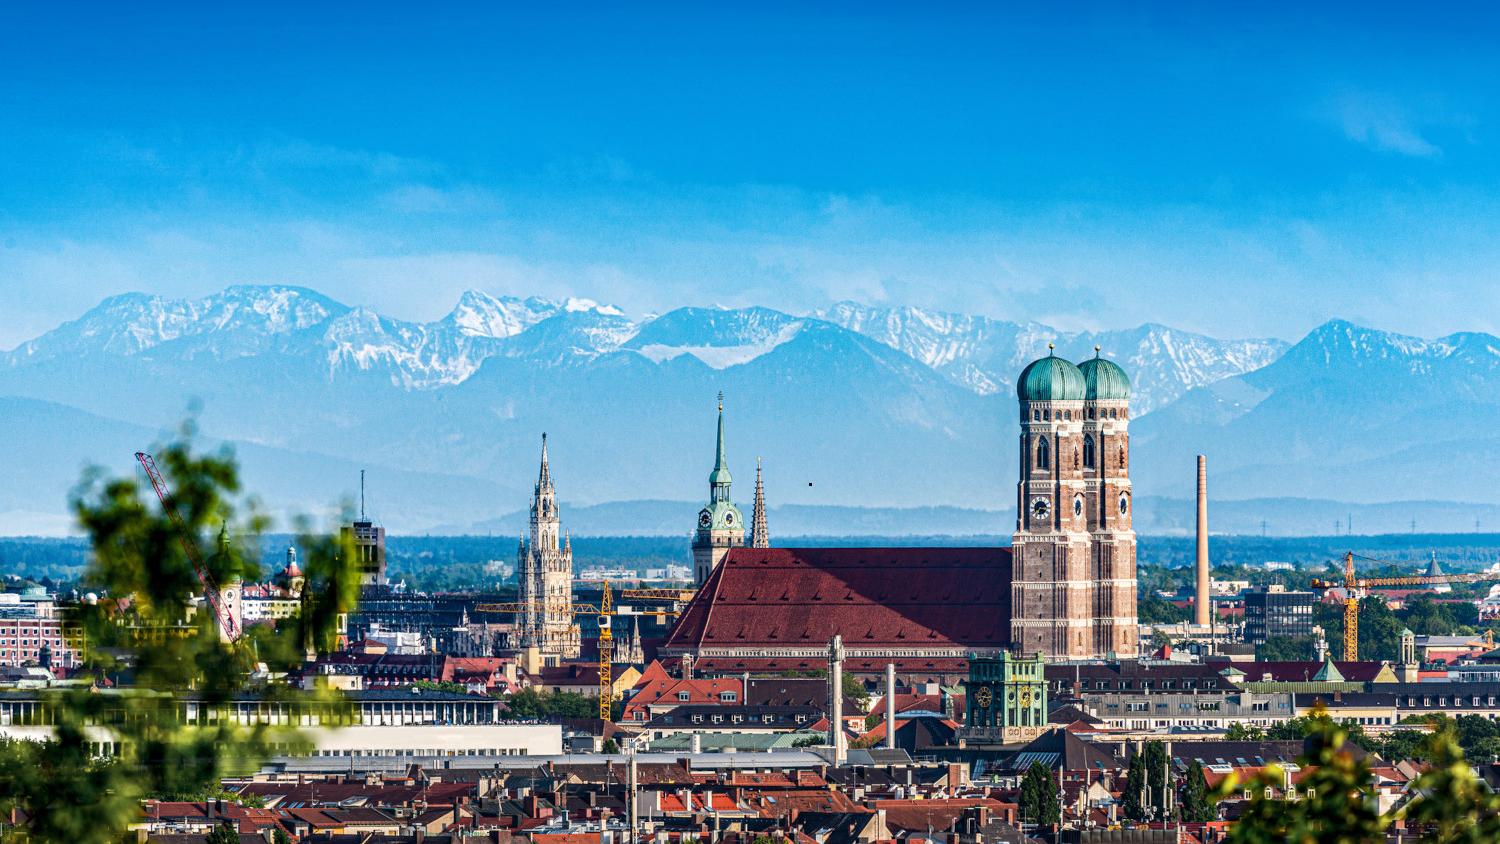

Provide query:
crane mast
left=134, top=451, right=239, bottom=642
left=475, top=581, right=619, bottom=722
left=598, top=581, right=613, bottom=721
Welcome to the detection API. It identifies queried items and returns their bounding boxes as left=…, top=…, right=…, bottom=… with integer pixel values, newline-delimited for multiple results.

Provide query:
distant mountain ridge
left=816, top=302, right=1287, bottom=413
left=1, top=284, right=1495, bottom=536
left=4, top=286, right=1281, bottom=409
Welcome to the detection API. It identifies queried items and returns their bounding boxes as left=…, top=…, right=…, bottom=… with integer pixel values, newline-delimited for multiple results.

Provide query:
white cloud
left=1336, top=94, right=1441, bottom=158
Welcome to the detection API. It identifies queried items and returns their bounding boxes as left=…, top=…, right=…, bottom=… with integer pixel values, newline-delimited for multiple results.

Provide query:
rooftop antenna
left=360, top=469, right=366, bottom=520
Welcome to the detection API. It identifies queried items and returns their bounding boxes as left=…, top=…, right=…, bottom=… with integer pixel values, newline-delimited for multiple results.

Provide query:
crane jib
left=134, top=451, right=239, bottom=642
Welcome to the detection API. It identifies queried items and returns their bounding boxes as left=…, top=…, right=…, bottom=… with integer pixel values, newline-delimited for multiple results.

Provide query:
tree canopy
left=1020, top=761, right=1059, bottom=827
left=0, top=430, right=361, bottom=844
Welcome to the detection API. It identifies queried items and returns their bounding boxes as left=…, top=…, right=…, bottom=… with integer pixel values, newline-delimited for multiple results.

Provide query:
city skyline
left=4, top=5, right=1500, bottom=349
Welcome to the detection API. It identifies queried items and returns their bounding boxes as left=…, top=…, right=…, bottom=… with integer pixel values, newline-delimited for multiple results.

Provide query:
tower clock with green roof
left=693, top=393, right=746, bottom=584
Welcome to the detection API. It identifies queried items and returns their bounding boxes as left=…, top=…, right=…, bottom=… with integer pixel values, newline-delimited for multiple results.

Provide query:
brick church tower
left=1011, top=345, right=1138, bottom=660
left=1079, top=348, right=1138, bottom=657
left=693, top=394, right=745, bottom=584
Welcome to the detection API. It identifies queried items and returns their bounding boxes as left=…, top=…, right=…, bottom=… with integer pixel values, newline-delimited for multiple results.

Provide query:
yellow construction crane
left=474, top=583, right=622, bottom=721
left=620, top=588, right=697, bottom=603
left=597, top=581, right=613, bottom=720
left=1312, top=551, right=1499, bottom=661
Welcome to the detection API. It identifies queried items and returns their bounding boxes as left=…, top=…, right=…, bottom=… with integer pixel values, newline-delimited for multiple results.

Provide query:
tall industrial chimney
left=1195, top=455, right=1210, bottom=627
left=828, top=635, right=846, bottom=766
left=885, top=663, right=897, bottom=751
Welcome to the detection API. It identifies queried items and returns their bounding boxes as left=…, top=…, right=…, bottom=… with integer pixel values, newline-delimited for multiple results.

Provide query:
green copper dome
left=1016, top=349, right=1086, bottom=401
left=1078, top=353, right=1131, bottom=401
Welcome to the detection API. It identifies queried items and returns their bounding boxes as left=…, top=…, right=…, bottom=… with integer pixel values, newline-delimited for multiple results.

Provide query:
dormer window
left=720, top=691, right=737, bottom=702
left=678, top=691, right=690, bottom=702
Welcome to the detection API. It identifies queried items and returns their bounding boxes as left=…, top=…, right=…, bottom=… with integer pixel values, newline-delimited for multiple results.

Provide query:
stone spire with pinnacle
left=518, top=432, right=580, bottom=658
left=751, top=457, right=770, bottom=548
left=537, top=432, right=553, bottom=492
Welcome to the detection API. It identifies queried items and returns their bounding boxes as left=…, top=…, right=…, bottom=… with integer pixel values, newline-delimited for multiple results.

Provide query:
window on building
left=720, top=692, right=737, bottom=702
left=1083, top=435, right=1095, bottom=469
left=678, top=692, right=690, bottom=701
left=1036, top=437, right=1050, bottom=470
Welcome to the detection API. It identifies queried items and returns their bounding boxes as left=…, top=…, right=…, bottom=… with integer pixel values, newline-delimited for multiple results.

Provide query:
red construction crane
left=134, top=451, right=240, bottom=642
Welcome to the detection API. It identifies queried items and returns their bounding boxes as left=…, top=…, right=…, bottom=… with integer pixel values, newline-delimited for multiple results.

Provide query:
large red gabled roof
left=663, top=546, right=1012, bottom=657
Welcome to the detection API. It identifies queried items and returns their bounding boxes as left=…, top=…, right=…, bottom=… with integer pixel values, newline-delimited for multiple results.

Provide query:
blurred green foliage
left=0, top=428, right=361, bottom=844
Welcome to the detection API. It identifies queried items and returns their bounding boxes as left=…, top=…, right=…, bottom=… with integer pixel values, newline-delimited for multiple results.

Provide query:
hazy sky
left=3, top=3, right=1499, bottom=349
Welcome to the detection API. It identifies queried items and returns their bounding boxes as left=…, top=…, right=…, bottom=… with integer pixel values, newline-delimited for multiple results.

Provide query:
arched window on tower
left=1083, top=435, right=1095, bottom=469
left=1119, top=445, right=1127, bottom=468
left=1036, top=437, right=1050, bottom=471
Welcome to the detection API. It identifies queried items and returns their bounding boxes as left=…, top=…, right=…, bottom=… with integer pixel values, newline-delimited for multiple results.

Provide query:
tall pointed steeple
left=537, top=432, right=553, bottom=492
left=519, top=432, right=580, bottom=659
left=709, top=392, right=732, bottom=501
left=751, top=457, right=770, bottom=548
left=693, top=392, right=747, bottom=584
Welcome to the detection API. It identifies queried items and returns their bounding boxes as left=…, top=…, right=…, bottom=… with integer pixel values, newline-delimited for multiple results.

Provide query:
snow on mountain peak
left=563, top=297, right=625, bottom=317
left=444, top=290, right=558, bottom=338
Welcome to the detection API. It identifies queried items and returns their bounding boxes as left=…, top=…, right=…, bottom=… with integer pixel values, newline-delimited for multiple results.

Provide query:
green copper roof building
left=693, top=392, right=745, bottom=585
left=1078, top=348, right=1131, bottom=401
left=1016, top=345, right=1086, bottom=401
left=708, top=392, right=732, bottom=488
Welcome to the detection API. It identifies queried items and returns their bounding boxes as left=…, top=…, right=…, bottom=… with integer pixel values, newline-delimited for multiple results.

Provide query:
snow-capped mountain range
left=2, top=284, right=1497, bottom=535
left=3, top=286, right=1284, bottom=409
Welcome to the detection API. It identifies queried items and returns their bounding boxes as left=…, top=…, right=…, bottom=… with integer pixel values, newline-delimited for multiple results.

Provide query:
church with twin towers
left=674, top=348, right=1137, bottom=667
left=532, top=349, right=1136, bottom=668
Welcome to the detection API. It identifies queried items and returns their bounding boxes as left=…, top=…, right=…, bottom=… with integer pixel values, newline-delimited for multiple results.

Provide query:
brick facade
left=1011, top=360, right=1138, bottom=660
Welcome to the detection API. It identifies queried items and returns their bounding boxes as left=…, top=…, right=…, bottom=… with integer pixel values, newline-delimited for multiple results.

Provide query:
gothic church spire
left=751, top=457, right=770, bottom=548
left=537, top=432, right=553, bottom=491
left=708, top=392, right=735, bottom=505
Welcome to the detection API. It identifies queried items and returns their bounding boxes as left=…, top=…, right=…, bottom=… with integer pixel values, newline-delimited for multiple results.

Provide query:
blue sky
left=2, top=3, right=1498, bottom=348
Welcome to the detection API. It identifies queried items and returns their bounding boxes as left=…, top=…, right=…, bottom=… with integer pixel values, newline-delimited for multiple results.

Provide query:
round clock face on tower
left=974, top=687, right=992, bottom=707
left=1118, top=494, right=1129, bottom=515
left=699, top=510, right=712, bottom=528
left=1030, top=497, right=1050, bottom=520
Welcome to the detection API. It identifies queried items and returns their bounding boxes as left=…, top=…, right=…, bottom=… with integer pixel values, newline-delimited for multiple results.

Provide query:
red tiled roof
left=658, top=792, right=740, bottom=813
left=692, top=656, right=971, bottom=675
left=873, top=798, right=1012, bottom=833
left=1241, top=661, right=1387, bottom=682
left=622, top=676, right=746, bottom=719
left=744, top=789, right=865, bottom=819
left=663, top=547, right=1013, bottom=657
